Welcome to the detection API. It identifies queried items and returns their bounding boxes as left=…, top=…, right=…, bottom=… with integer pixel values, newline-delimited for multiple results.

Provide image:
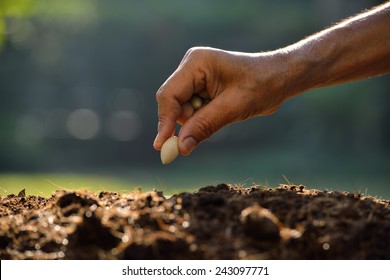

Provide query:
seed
left=190, top=95, right=203, bottom=110
left=160, top=136, right=179, bottom=164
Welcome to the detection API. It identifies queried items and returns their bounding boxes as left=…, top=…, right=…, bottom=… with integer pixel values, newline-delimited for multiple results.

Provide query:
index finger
left=153, top=69, right=197, bottom=150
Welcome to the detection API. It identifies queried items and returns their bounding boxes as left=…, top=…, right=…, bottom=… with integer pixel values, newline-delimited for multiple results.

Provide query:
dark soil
left=0, top=184, right=389, bottom=259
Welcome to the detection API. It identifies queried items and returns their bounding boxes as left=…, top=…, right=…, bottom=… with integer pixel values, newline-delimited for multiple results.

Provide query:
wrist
left=278, top=44, right=329, bottom=97
left=254, top=50, right=304, bottom=102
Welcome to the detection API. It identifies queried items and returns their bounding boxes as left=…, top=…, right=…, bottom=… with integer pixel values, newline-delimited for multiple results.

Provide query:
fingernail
left=181, top=137, right=197, bottom=155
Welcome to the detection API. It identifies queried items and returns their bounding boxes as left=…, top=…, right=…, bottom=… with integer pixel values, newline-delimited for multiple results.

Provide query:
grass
left=0, top=173, right=146, bottom=197
left=0, top=172, right=209, bottom=197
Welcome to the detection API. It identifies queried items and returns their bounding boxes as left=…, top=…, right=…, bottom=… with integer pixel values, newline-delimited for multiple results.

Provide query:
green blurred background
left=0, top=0, right=389, bottom=198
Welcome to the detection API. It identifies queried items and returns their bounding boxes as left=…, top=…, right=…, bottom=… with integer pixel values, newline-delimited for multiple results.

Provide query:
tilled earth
left=0, top=184, right=389, bottom=259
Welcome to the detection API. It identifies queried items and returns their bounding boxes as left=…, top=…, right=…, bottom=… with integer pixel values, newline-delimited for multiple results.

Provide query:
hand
left=153, top=3, right=390, bottom=158
left=153, top=47, right=291, bottom=155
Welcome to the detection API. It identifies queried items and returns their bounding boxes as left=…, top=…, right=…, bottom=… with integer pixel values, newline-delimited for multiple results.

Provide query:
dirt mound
left=0, top=184, right=389, bottom=259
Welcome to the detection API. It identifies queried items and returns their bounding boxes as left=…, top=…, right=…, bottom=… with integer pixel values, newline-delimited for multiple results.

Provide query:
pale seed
left=190, top=95, right=203, bottom=110
left=160, top=136, right=179, bottom=164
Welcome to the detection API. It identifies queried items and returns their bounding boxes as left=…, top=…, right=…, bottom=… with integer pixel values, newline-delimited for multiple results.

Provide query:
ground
left=0, top=184, right=389, bottom=259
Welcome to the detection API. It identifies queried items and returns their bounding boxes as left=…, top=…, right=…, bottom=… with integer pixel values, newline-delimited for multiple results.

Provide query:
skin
left=153, top=2, right=390, bottom=156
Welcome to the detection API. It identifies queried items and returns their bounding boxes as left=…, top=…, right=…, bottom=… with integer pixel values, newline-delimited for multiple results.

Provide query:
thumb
left=178, top=97, right=235, bottom=155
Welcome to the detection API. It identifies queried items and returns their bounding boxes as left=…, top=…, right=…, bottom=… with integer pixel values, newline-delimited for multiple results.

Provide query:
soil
left=0, top=184, right=389, bottom=260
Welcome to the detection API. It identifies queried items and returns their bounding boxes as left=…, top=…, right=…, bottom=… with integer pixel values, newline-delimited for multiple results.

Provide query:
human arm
left=284, top=1, right=390, bottom=93
left=153, top=2, right=390, bottom=156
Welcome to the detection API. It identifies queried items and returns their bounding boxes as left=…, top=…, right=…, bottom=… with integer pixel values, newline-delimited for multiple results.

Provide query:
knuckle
left=185, top=47, right=209, bottom=61
left=185, top=47, right=199, bottom=57
left=155, top=87, right=166, bottom=103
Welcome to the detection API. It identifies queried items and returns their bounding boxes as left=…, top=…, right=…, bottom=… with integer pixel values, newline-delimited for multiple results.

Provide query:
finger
left=153, top=70, right=197, bottom=150
left=178, top=96, right=236, bottom=155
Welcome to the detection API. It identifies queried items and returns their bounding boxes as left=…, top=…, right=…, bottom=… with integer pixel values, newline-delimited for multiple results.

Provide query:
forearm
left=282, top=2, right=390, bottom=96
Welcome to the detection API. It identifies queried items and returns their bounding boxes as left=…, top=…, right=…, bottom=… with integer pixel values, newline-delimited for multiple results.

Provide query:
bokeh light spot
left=9, top=19, right=36, bottom=50
left=66, top=108, right=100, bottom=140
